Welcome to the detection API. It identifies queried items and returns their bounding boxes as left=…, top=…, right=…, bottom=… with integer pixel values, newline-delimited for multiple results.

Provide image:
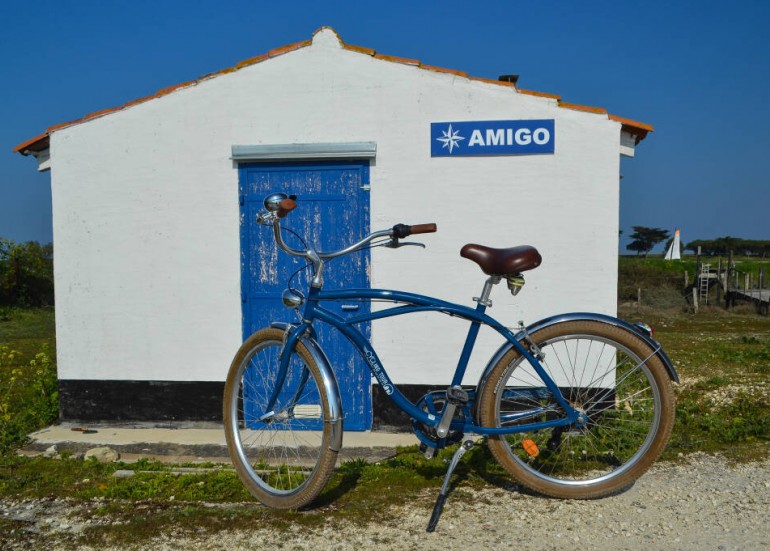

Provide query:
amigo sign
left=431, top=119, right=555, bottom=157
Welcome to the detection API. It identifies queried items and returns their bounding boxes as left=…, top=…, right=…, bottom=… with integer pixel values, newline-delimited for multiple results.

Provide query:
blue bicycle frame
left=269, top=285, right=582, bottom=437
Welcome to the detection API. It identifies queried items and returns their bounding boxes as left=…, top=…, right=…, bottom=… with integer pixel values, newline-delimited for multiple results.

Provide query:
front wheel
left=478, top=320, right=675, bottom=499
left=223, top=327, right=338, bottom=508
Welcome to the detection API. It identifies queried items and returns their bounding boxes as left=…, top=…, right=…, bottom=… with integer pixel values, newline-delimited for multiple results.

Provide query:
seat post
left=474, top=276, right=501, bottom=307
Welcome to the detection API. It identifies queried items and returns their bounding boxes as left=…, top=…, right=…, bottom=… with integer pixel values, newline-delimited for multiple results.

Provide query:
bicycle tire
left=478, top=320, right=675, bottom=499
left=223, top=327, right=338, bottom=508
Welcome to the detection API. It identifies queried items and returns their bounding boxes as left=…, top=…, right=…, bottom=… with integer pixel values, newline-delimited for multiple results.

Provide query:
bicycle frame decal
left=364, top=348, right=393, bottom=395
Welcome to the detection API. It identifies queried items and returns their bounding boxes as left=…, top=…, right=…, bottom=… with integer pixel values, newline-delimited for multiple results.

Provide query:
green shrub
left=0, top=307, right=13, bottom=322
left=618, top=256, right=691, bottom=304
left=0, top=344, right=58, bottom=453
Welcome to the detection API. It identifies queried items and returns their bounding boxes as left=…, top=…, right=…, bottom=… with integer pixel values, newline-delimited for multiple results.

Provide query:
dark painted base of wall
left=58, top=380, right=440, bottom=431
left=58, top=380, right=225, bottom=422
left=371, top=383, right=446, bottom=432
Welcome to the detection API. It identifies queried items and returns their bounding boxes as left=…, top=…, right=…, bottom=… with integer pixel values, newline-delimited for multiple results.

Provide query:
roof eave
left=609, top=114, right=654, bottom=144
left=14, top=133, right=49, bottom=155
left=12, top=27, right=654, bottom=155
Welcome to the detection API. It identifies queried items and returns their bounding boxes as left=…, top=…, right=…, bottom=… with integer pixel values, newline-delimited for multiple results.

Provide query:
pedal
left=419, top=442, right=438, bottom=460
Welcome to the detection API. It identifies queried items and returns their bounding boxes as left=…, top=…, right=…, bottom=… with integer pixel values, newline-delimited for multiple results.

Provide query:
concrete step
left=22, top=422, right=418, bottom=464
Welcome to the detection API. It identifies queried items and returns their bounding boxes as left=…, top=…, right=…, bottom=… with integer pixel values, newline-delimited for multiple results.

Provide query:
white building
left=15, top=27, right=652, bottom=428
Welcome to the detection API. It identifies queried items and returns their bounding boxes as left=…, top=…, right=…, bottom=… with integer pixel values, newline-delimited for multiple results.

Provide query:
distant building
left=14, top=27, right=652, bottom=427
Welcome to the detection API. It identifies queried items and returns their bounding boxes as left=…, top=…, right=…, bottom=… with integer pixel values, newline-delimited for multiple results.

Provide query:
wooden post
left=728, top=250, right=735, bottom=307
left=637, top=288, right=642, bottom=308
left=716, top=258, right=722, bottom=303
left=696, top=246, right=701, bottom=276
left=684, top=270, right=689, bottom=288
left=693, top=287, right=699, bottom=314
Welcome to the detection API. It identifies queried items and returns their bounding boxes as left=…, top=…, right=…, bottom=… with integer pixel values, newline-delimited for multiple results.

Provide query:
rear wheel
left=478, top=320, right=675, bottom=499
left=223, top=327, right=338, bottom=508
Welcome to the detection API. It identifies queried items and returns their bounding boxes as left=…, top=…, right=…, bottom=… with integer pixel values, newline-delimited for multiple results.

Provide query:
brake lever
left=386, top=241, right=426, bottom=249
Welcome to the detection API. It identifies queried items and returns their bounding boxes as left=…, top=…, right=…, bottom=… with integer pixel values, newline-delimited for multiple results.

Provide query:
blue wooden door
left=239, top=160, right=372, bottom=430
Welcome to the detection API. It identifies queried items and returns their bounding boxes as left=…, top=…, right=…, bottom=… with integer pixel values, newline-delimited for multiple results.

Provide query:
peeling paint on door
left=238, top=160, right=372, bottom=430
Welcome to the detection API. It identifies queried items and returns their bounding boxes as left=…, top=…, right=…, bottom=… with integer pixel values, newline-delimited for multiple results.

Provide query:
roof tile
left=81, top=106, right=123, bottom=122
left=12, top=132, right=49, bottom=153
left=373, top=53, right=420, bottom=66
left=469, top=76, right=516, bottom=88
left=235, top=53, right=269, bottom=69
left=420, top=64, right=467, bottom=77
left=558, top=102, right=608, bottom=115
left=155, top=80, right=197, bottom=97
left=344, top=44, right=376, bottom=56
left=518, top=88, right=561, bottom=101
left=609, top=114, right=654, bottom=133
left=268, top=40, right=311, bottom=58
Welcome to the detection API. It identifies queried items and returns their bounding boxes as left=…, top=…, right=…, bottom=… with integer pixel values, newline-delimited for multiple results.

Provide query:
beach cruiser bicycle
left=224, top=193, right=677, bottom=531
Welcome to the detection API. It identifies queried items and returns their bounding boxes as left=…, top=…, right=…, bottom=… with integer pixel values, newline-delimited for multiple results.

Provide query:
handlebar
left=258, top=193, right=436, bottom=288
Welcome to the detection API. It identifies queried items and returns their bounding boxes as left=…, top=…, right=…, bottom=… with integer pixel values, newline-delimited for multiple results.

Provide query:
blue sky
left=2, top=1, right=769, bottom=252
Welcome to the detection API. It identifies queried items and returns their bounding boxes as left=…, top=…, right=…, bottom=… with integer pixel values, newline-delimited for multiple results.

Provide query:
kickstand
left=426, top=439, right=474, bottom=533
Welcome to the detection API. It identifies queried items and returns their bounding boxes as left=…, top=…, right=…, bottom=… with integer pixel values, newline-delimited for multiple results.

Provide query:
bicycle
left=223, top=192, right=678, bottom=531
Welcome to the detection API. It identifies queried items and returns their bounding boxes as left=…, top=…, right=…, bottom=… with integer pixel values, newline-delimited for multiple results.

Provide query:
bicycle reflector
left=522, top=438, right=539, bottom=458
left=506, top=274, right=525, bottom=296
left=634, top=322, right=654, bottom=338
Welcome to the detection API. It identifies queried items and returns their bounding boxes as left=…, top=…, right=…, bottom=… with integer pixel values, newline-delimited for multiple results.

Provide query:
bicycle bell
left=282, top=288, right=306, bottom=309
left=264, top=192, right=289, bottom=212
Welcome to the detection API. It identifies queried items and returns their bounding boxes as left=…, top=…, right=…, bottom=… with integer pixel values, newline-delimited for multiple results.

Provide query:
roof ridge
left=14, top=27, right=652, bottom=154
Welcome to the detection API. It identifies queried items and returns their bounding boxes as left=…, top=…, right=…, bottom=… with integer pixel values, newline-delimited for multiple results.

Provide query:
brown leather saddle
left=460, top=243, right=542, bottom=276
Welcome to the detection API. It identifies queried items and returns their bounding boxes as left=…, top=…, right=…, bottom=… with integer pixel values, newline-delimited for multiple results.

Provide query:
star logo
left=435, top=124, right=465, bottom=154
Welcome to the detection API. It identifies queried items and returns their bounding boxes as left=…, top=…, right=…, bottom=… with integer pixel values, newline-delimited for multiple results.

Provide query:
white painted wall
left=50, top=28, right=621, bottom=386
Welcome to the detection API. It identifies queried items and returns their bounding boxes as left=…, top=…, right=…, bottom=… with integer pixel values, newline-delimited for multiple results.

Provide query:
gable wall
left=50, top=32, right=620, bottom=385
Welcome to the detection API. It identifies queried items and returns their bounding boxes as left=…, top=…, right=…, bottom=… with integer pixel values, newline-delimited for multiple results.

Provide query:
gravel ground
left=2, top=453, right=768, bottom=550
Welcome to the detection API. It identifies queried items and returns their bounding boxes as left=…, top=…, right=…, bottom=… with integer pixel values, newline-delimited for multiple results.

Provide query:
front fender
left=475, top=312, right=680, bottom=405
left=270, top=322, right=344, bottom=452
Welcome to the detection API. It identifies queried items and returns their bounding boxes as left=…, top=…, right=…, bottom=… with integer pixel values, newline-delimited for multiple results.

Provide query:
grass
left=0, top=307, right=56, bottom=357
left=619, top=305, right=770, bottom=461
left=0, top=447, right=486, bottom=547
left=1, top=299, right=769, bottom=546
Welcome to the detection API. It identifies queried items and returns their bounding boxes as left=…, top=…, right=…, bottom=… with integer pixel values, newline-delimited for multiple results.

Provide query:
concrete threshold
left=22, top=422, right=419, bottom=464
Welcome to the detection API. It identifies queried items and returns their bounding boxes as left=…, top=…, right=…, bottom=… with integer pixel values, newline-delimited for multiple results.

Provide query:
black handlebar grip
left=392, top=224, right=411, bottom=238
left=277, top=198, right=297, bottom=218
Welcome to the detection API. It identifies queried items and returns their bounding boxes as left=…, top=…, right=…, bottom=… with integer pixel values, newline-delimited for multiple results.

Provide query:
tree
left=684, top=237, right=770, bottom=257
left=0, top=239, right=54, bottom=307
left=626, top=226, right=670, bottom=257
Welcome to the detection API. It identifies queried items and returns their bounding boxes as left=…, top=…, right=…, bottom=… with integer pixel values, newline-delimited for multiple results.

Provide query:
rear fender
left=474, top=312, right=680, bottom=413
